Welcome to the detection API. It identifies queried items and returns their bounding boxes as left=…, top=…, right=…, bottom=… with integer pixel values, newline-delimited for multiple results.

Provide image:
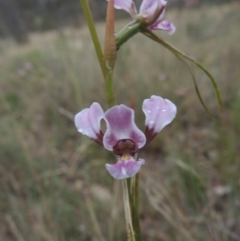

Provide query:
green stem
left=105, top=69, right=115, bottom=107
left=122, top=179, right=136, bottom=241
left=127, top=169, right=142, bottom=240
left=116, top=21, right=141, bottom=50
left=80, top=0, right=105, bottom=77
left=132, top=173, right=142, bottom=241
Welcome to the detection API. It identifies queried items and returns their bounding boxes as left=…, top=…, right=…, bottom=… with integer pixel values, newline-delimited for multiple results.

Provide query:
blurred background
left=0, top=0, right=240, bottom=240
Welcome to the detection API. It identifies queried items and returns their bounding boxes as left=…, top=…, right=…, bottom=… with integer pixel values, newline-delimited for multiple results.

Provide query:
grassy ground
left=1, top=3, right=240, bottom=241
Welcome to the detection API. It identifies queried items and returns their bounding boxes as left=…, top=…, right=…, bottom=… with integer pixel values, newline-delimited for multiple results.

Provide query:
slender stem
left=80, top=0, right=105, bottom=78
left=127, top=154, right=142, bottom=240
left=116, top=21, right=141, bottom=50
left=126, top=166, right=142, bottom=240
left=122, top=179, right=136, bottom=241
left=129, top=177, right=135, bottom=233
left=132, top=173, right=142, bottom=241
left=105, top=70, right=115, bottom=107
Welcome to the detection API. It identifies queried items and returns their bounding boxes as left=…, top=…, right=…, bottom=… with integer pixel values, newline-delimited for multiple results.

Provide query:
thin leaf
left=79, top=0, right=105, bottom=78
left=189, top=66, right=214, bottom=115
left=178, top=56, right=213, bottom=116
left=142, top=29, right=223, bottom=113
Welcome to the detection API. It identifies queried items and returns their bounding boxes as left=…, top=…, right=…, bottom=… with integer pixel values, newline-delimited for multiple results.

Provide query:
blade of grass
left=79, top=0, right=105, bottom=78
left=104, top=0, right=116, bottom=70
left=85, top=196, right=105, bottom=241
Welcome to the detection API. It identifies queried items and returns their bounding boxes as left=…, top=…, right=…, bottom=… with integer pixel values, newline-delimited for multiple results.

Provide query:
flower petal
left=74, top=102, right=104, bottom=140
left=105, top=157, right=145, bottom=179
left=140, top=0, right=166, bottom=18
left=103, top=105, right=146, bottom=150
left=139, top=0, right=159, bottom=22
left=143, top=95, right=177, bottom=134
left=107, top=0, right=137, bottom=16
left=150, top=20, right=176, bottom=35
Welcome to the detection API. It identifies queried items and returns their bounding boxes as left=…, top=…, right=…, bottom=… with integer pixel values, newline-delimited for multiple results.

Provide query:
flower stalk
left=75, top=96, right=176, bottom=240
left=122, top=179, right=136, bottom=241
left=77, top=0, right=221, bottom=239
left=132, top=173, right=142, bottom=241
left=127, top=173, right=142, bottom=241
left=116, top=21, right=141, bottom=49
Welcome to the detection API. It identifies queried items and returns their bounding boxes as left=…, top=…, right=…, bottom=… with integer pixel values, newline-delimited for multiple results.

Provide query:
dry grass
left=0, top=2, right=240, bottom=241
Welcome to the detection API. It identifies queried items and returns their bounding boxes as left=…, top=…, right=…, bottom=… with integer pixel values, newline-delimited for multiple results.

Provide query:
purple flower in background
left=74, top=96, right=176, bottom=179
left=111, top=0, right=175, bottom=34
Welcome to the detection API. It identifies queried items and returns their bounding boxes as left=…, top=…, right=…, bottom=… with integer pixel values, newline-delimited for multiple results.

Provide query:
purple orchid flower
left=112, top=0, right=175, bottom=34
left=74, top=95, right=177, bottom=179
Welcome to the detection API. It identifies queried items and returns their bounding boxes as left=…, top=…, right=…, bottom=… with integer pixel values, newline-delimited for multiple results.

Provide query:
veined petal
left=150, top=20, right=176, bottom=35
left=105, top=157, right=145, bottom=179
left=153, top=7, right=165, bottom=23
left=139, top=0, right=159, bottom=22
left=103, top=105, right=146, bottom=151
left=139, top=0, right=167, bottom=20
left=74, top=102, right=104, bottom=140
left=143, top=95, right=177, bottom=134
left=108, top=0, right=137, bottom=16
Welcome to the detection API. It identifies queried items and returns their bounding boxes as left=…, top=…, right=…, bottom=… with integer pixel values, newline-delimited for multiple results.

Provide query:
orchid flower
left=112, top=0, right=175, bottom=34
left=74, top=95, right=177, bottom=179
